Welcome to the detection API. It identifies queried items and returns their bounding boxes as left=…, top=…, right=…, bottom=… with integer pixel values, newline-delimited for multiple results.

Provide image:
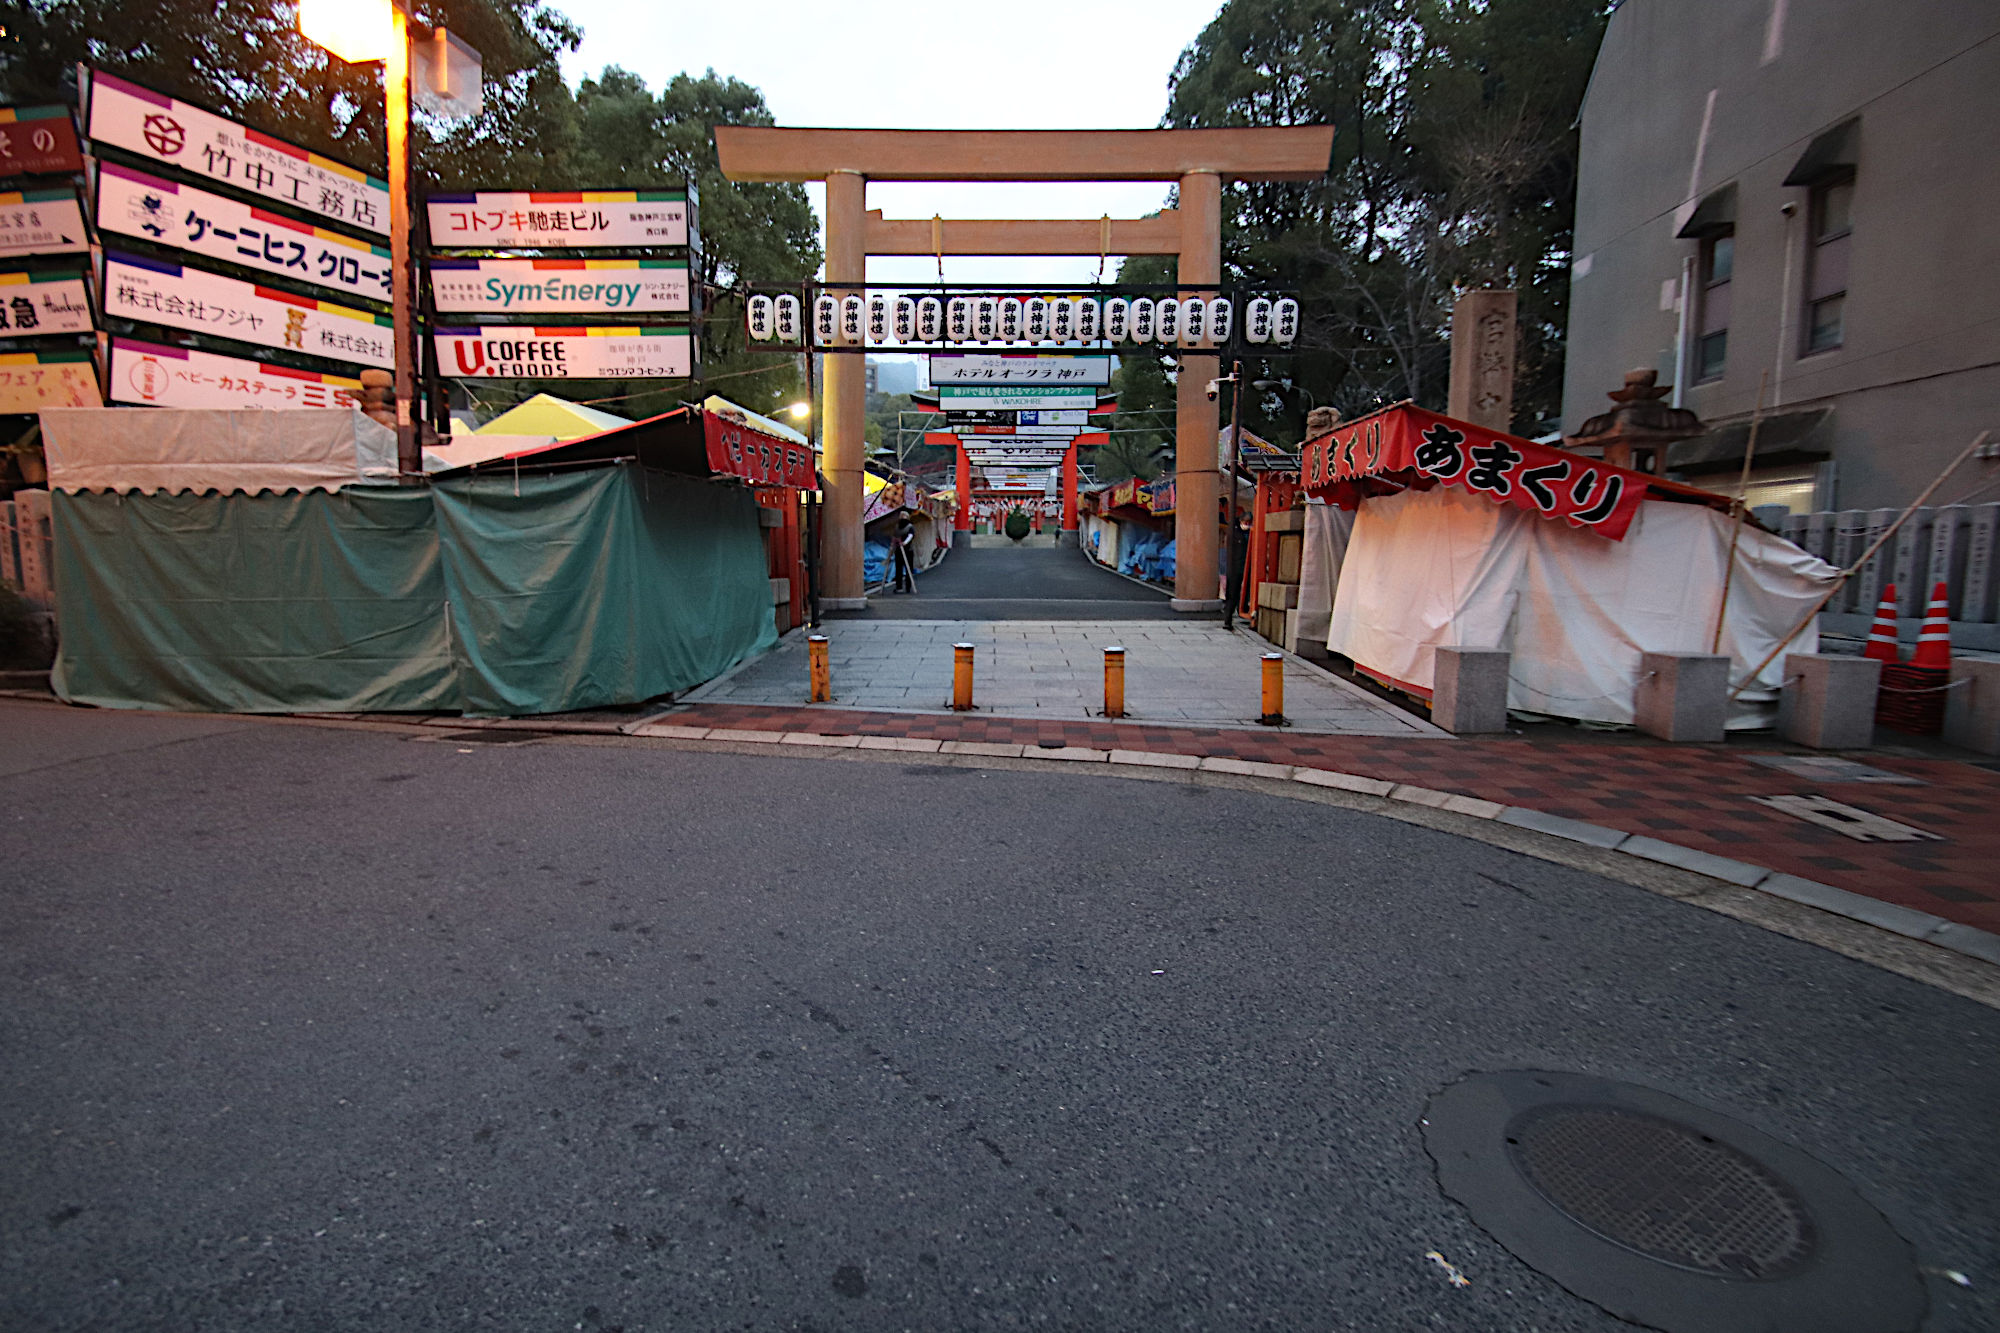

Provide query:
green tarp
left=51, top=466, right=778, bottom=716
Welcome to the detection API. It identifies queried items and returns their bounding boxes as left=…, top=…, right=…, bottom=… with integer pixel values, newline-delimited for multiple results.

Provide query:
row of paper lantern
left=745, top=293, right=1299, bottom=346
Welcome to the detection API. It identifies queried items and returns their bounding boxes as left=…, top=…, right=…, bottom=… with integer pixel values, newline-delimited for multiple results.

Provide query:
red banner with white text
left=704, top=413, right=816, bottom=489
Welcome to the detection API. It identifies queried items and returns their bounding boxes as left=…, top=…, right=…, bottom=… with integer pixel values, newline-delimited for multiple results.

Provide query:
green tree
left=1161, top=0, right=1608, bottom=437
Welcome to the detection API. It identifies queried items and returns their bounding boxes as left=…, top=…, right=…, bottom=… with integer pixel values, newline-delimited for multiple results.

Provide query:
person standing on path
left=892, top=513, right=918, bottom=594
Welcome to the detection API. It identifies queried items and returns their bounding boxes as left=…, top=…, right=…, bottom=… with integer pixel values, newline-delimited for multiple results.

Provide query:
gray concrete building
left=1561, top=0, right=2000, bottom=512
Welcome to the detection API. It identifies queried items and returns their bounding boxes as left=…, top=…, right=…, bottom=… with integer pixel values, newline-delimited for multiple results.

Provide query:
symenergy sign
left=430, top=258, right=688, bottom=316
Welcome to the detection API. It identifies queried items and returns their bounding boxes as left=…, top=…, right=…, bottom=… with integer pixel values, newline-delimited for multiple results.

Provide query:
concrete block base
left=1170, top=598, right=1226, bottom=613
left=1778, top=653, right=1880, bottom=749
left=1433, top=646, right=1510, bottom=734
left=951, top=528, right=973, bottom=547
left=1944, top=659, right=2000, bottom=754
left=1636, top=652, right=1730, bottom=743
left=820, top=596, right=869, bottom=611
left=1058, top=529, right=1080, bottom=547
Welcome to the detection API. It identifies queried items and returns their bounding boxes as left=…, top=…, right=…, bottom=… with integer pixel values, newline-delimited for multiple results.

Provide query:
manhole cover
left=1423, top=1070, right=1925, bottom=1333
left=1506, top=1104, right=1815, bottom=1278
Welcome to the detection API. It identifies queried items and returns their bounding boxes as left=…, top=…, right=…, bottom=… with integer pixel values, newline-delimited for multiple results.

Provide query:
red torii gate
left=714, top=126, right=1334, bottom=611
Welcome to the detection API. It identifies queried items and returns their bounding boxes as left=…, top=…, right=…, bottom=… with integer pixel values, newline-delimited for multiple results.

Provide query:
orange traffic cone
left=1911, top=581, right=1953, bottom=669
left=1863, top=583, right=1901, bottom=663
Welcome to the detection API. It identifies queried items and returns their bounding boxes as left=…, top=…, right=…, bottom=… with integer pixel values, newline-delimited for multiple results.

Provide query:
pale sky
left=552, top=0, right=1228, bottom=288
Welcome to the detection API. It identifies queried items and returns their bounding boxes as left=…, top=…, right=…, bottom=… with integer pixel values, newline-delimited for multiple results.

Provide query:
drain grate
left=1506, top=1104, right=1816, bottom=1279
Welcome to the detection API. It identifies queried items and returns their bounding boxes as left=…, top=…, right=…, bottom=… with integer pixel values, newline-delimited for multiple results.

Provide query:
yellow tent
left=475, top=393, right=633, bottom=440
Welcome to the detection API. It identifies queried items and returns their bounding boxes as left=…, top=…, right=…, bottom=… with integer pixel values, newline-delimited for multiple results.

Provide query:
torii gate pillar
left=955, top=441, right=972, bottom=541
left=820, top=169, right=870, bottom=607
left=1170, top=170, right=1223, bottom=609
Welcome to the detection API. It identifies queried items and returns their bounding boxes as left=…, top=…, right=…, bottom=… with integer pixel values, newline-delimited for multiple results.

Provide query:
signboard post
left=0, top=106, right=85, bottom=177
left=929, top=352, right=1110, bottom=386
left=429, top=257, right=689, bottom=315
left=0, top=186, right=88, bottom=256
left=0, top=269, right=92, bottom=335
left=0, top=348, right=102, bottom=410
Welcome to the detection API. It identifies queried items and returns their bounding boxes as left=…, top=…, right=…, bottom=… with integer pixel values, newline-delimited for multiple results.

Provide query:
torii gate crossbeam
left=715, top=125, right=1334, bottom=612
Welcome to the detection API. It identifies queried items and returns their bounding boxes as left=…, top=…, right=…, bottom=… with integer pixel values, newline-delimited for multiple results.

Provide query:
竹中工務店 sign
left=1301, top=403, right=1651, bottom=540
left=96, top=163, right=393, bottom=305
left=426, top=190, right=690, bottom=249
left=937, top=385, right=1099, bottom=412
left=430, top=258, right=689, bottom=315
left=0, top=269, right=92, bottom=335
left=0, top=187, right=87, bottom=256
left=106, top=336, right=360, bottom=410
left=0, top=348, right=101, bottom=411
left=930, top=353, right=1110, bottom=386
left=102, top=252, right=394, bottom=369
left=435, top=326, right=693, bottom=380
left=86, top=71, right=390, bottom=236
left=0, top=106, right=85, bottom=176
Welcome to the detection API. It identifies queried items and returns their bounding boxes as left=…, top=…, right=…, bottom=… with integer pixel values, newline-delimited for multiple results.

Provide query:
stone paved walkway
left=682, top=620, right=1443, bottom=737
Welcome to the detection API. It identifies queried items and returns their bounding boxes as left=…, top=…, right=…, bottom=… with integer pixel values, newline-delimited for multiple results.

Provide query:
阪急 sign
left=0, top=269, right=92, bottom=335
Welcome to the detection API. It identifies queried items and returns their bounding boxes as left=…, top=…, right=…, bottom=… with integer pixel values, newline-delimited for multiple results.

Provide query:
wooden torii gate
left=715, top=126, right=1334, bottom=610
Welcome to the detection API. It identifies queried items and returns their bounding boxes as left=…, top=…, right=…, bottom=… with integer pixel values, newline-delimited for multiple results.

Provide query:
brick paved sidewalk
left=655, top=700, right=2000, bottom=936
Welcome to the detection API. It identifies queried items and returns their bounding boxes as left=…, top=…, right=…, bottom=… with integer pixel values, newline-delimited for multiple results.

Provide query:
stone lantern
left=1564, top=369, right=1705, bottom=474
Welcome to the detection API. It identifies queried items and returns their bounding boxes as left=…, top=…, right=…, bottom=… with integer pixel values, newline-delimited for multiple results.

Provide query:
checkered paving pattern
left=664, top=701, right=2000, bottom=934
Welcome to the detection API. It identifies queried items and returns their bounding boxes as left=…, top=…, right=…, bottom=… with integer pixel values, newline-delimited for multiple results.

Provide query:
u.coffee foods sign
left=434, top=326, right=693, bottom=380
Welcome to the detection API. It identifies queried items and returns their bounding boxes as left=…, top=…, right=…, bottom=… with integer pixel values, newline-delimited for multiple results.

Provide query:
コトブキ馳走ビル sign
left=426, top=191, right=690, bottom=250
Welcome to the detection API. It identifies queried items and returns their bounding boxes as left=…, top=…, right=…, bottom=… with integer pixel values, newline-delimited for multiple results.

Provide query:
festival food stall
left=39, top=398, right=809, bottom=716
left=1300, top=402, right=1839, bottom=728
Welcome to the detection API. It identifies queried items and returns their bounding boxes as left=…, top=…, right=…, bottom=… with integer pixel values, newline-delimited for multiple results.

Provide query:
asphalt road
left=3, top=699, right=1996, bottom=1332
left=849, top=538, right=1178, bottom=620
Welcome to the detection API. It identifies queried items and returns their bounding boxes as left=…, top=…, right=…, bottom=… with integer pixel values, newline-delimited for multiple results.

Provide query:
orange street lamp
left=298, top=0, right=420, bottom=475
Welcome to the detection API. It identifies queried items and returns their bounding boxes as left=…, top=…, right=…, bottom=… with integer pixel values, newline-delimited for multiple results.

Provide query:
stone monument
left=1447, top=289, right=1517, bottom=432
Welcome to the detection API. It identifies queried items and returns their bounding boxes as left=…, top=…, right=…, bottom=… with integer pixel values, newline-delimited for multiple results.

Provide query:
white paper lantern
left=840, top=294, right=865, bottom=342
left=1024, top=297, right=1051, bottom=342
left=746, top=294, right=775, bottom=341
left=1207, top=297, right=1233, bottom=344
left=1104, top=298, right=1131, bottom=342
left=1154, top=297, right=1179, bottom=344
left=893, top=296, right=917, bottom=342
left=1180, top=297, right=1206, bottom=344
left=867, top=293, right=890, bottom=343
left=1128, top=298, right=1155, bottom=342
left=1273, top=297, right=1300, bottom=344
left=947, top=298, right=973, bottom=342
left=1075, top=299, right=1100, bottom=343
left=774, top=294, right=802, bottom=342
left=916, top=297, right=944, bottom=343
left=813, top=294, right=839, bottom=344
left=1050, top=298, right=1076, bottom=342
left=1244, top=296, right=1273, bottom=344
left=975, top=297, right=999, bottom=342
left=997, top=298, right=1024, bottom=342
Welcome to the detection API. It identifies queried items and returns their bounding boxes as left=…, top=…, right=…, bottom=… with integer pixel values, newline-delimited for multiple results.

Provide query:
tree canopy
left=1117, top=0, right=1608, bottom=444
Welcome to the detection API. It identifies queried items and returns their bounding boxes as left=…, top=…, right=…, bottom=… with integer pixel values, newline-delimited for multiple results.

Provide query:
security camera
left=1205, top=379, right=1223, bottom=402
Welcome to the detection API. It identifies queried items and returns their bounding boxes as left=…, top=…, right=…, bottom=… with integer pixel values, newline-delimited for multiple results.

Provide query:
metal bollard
left=808, top=634, right=831, bottom=702
left=952, top=642, right=976, bottom=711
left=1259, top=652, right=1286, bottom=725
left=1103, top=645, right=1125, bottom=718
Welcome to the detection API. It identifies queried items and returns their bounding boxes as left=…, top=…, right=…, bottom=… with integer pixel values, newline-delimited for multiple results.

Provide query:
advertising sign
left=0, top=347, right=101, bottom=411
left=102, top=252, right=394, bottom=368
left=86, top=70, right=390, bottom=235
left=434, top=325, right=693, bottom=380
left=0, top=269, right=91, bottom=335
left=937, top=385, right=1099, bottom=411
left=0, top=105, right=85, bottom=176
left=930, top=353, right=1110, bottom=386
left=430, top=257, right=689, bottom=315
left=967, top=451, right=1067, bottom=467
left=106, top=335, right=361, bottom=410
left=705, top=413, right=814, bottom=490
left=0, top=187, right=87, bottom=256
left=96, top=163, right=393, bottom=304
left=426, top=190, right=689, bottom=249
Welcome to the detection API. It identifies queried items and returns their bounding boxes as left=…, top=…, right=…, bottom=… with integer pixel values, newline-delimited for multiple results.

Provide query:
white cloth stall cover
left=1327, top=488, right=1839, bottom=728
left=41, top=408, right=397, bottom=493
left=1083, top=513, right=1121, bottom=569
left=1294, top=499, right=1352, bottom=649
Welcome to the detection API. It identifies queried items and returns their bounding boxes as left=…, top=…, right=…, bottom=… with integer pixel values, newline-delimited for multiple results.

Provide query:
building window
left=1696, top=231, right=1732, bottom=382
left=1804, top=174, right=1852, bottom=354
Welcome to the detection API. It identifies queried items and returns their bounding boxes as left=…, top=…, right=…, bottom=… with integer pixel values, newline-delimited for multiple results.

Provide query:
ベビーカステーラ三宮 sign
left=106, top=335, right=361, bottom=410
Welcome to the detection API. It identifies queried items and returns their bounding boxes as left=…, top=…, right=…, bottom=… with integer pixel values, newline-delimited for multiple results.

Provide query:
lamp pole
left=385, top=1, right=419, bottom=476
left=1221, top=360, right=1244, bottom=631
